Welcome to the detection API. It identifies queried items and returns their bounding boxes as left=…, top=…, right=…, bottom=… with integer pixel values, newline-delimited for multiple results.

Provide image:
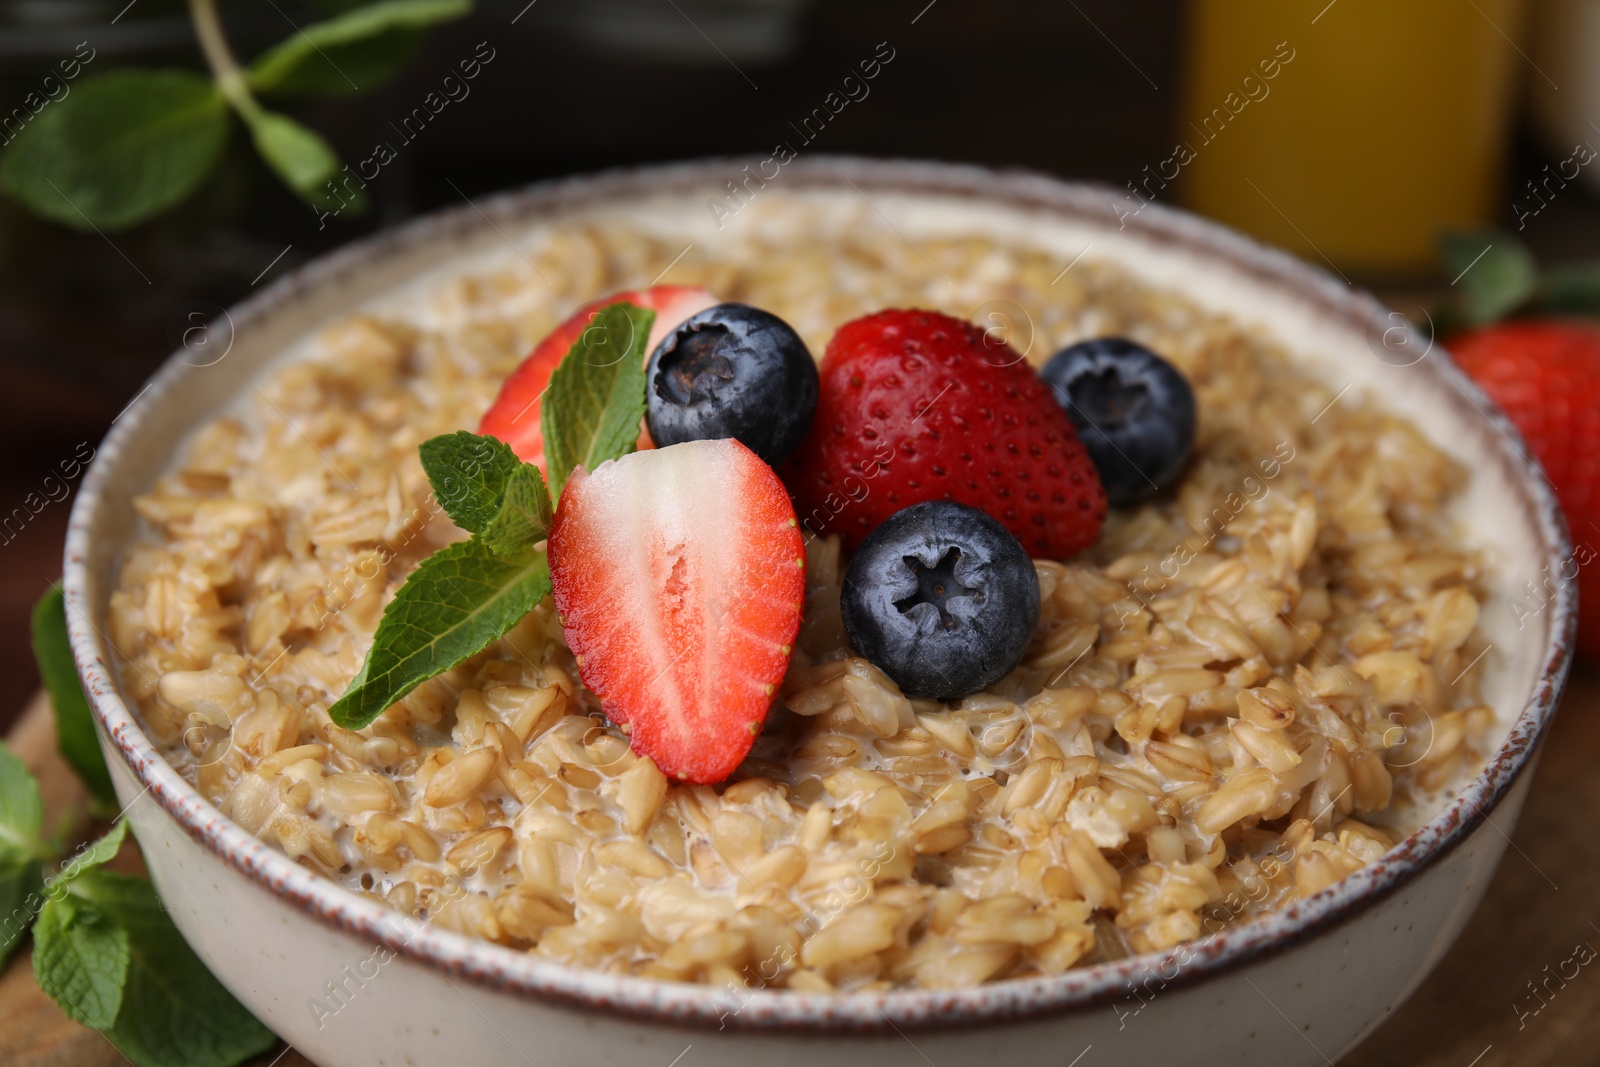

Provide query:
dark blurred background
left=2, top=0, right=1596, bottom=722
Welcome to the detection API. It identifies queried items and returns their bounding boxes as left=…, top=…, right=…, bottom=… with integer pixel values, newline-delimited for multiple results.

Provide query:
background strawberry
left=781, top=308, right=1107, bottom=559
left=1448, top=320, right=1600, bottom=658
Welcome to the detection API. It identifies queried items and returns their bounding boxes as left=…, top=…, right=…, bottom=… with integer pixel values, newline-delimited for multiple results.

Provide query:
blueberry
left=841, top=500, right=1040, bottom=700
left=1039, top=338, right=1196, bottom=506
left=646, top=303, right=818, bottom=465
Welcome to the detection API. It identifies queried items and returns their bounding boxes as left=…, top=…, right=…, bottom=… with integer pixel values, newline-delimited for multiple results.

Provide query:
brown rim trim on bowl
left=63, top=156, right=1577, bottom=1034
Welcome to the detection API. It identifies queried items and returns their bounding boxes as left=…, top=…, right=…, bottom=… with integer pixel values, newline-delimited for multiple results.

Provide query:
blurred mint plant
left=0, top=0, right=472, bottom=232
left=1435, top=227, right=1600, bottom=335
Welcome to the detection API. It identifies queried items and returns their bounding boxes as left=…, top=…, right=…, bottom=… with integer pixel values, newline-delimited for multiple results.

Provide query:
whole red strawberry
left=781, top=309, right=1107, bottom=558
left=1449, top=320, right=1600, bottom=658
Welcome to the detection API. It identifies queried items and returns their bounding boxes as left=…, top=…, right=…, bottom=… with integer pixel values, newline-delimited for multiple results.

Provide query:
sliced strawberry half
left=548, top=439, right=804, bottom=783
left=479, top=285, right=717, bottom=468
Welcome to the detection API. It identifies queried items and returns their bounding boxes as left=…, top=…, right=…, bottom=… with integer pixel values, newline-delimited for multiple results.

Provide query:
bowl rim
left=64, top=155, right=1577, bottom=1034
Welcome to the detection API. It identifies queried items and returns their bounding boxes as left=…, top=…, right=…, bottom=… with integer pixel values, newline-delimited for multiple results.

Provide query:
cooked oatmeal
left=108, top=196, right=1493, bottom=991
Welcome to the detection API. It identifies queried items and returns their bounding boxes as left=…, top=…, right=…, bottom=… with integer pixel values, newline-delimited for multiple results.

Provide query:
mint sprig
left=2, top=730, right=277, bottom=1066
left=328, top=300, right=655, bottom=729
left=31, top=586, right=116, bottom=808
left=0, top=741, right=49, bottom=966
left=542, top=301, right=656, bottom=496
left=0, top=0, right=471, bottom=231
left=34, top=821, right=277, bottom=1067
left=1436, top=227, right=1600, bottom=331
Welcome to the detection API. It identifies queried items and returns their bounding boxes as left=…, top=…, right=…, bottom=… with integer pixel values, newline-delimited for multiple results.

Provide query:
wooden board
left=5, top=665, right=1598, bottom=1067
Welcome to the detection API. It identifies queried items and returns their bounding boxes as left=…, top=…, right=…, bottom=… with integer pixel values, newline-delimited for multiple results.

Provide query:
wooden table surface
left=5, top=664, right=1598, bottom=1067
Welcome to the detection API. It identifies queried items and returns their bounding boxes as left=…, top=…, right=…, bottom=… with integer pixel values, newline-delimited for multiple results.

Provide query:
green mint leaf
left=247, top=0, right=474, bottom=97
left=420, top=432, right=513, bottom=532
left=31, top=586, right=116, bottom=806
left=329, top=540, right=551, bottom=729
left=242, top=110, right=353, bottom=210
left=0, top=70, right=228, bottom=232
left=0, top=848, right=43, bottom=966
left=479, top=465, right=554, bottom=555
left=54, top=819, right=130, bottom=886
left=91, top=871, right=276, bottom=1067
left=542, top=301, right=655, bottom=496
left=419, top=432, right=552, bottom=554
left=38, top=821, right=275, bottom=1067
left=0, top=740, right=45, bottom=848
left=1439, top=229, right=1538, bottom=326
left=33, top=885, right=129, bottom=1029
left=0, top=742, right=47, bottom=965
left=33, top=821, right=130, bottom=1028
left=1539, top=261, right=1600, bottom=314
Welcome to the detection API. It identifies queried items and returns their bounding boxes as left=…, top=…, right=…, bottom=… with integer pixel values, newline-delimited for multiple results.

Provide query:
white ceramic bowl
left=65, top=158, right=1575, bottom=1067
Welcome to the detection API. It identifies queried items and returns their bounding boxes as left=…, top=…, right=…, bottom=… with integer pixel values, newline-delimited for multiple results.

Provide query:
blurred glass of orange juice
left=1177, top=0, right=1527, bottom=277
